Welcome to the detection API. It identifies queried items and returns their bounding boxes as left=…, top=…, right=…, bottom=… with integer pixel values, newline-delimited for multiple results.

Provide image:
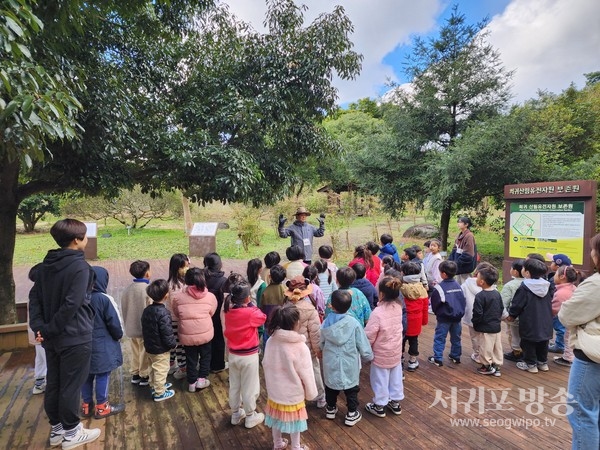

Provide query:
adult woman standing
left=448, top=217, right=476, bottom=285
left=558, top=233, right=600, bottom=450
left=203, top=253, right=228, bottom=373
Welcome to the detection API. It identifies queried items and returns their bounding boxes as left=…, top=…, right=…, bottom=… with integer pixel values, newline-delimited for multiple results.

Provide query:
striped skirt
left=264, top=399, right=308, bottom=433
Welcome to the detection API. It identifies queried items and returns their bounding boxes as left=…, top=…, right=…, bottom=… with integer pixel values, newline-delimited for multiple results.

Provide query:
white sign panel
left=84, top=222, right=97, bottom=238
left=191, top=222, right=218, bottom=236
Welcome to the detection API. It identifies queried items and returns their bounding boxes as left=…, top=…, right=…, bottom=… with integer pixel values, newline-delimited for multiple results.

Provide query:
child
left=284, top=276, right=326, bottom=408
left=399, top=262, right=429, bottom=372
left=501, top=259, right=524, bottom=362
left=429, top=261, right=466, bottom=366
left=121, top=260, right=152, bottom=385
left=81, top=266, right=125, bottom=419
left=461, top=262, right=494, bottom=364
left=318, top=245, right=338, bottom=276
left=203, top=253, right=228, bottom=373
left=321, top=290, right=373, bottom=426
left=27, top=263, right=47, bottom=395
left=401, top=247, right=428, bottom=289
left=508, top=258, right=553, bottom=373
left=166, top=253, right=190, bottom=378
left=314, top=259, right=338, bottom=305
left=284, top=245, right=307, bottom=280
left=379, top=233, right=400, bottom=263
left=222, top=280, right=267, bottom=428
left=552, top=265, right=578, bottom=367
left=142, top=279, right=177, bottom=401
left=262, top=251, right=281, bottom=285
left=324, top=267, right=371, bottom=327
left=171, top=268, right=217, bottom=392
left=547, top=253, right=572, bottom=353
left=350, top=263, right=378, bottom=309
left=28, top=219, right=100, bottom=448
left=349, top=245, right=380, bottom=286
left=263, top=304, right=318, bottom=450
left=303, top=265, right=325, bottom=319
left=472, top=266, right=504, bottom=376
left=364, top=276, right=404, bottom=418
left=260, top=265, right=288, bottom=335
left=247, top=258, right=267, bottom=306
left=424, top=239, right=443, bottom=291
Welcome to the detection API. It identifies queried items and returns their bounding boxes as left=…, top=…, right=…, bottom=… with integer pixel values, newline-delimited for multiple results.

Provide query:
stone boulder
left=402, top=224, right=440, bottom=239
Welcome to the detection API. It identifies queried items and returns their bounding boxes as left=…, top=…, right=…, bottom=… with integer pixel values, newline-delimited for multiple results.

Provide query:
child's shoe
left=503, top=350, right=523, bottom=362
left=244, top=411, right=264, bottom=429
left=61, top=423, right=101, bottom=449
left=131, top=374, right=142, bottom=384
left=516, top=361, right=538, bottom=373
left=365, top=403, right=386, bottom=418
left=173, top=366, right=187, bottom=380
left=492, top=364, right=501, bottom=377
left=94, top=401, right=125, bottom=419
left=427, top=356, right=443, bottom=367
left=407, top=358, right=420, bottom=371
left=168, top=361, right=178, bottom=375
left=49, top=426, right=64, bottom=447
left=151, top=383, right=172, bottom=395
left=231, top=408, right=246, bottom=425
left=138, top=376, right=150, bottom=386
left=386, top=400, right=402, bottom=415
left=477, top=364, right=496, bottom=375
left=344, top=410, right=362, bottom=427
left=470, top=353, right=481, bottom=364
left=325, top=405, right=338, bottom=420
left=195, top=378, right=210, bottom=389
left=81, top=401, right=94, bottom=418
left=537, top=362, right=549, bottom=372
left=553, top=356, right=572, bottom=367
left=449, top=356, right=461, bottom=364
left=548, top=345, right=563, bottom=354
left=33, top=377, right=46, bottom=395
left=273, top=437, right=289, bottom=450
left=315, top=394, right=327, bottom=408
left=153, top=389, right=175, bottom=402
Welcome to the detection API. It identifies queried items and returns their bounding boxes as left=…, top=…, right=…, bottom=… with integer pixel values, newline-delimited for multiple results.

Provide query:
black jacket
left=29, top=248, right=95, bottom=349
left=472, top=290, right=504, bottom=333
left=509, top=280, right=553, bottom=341
left=141, top=303, right=176, bottom=354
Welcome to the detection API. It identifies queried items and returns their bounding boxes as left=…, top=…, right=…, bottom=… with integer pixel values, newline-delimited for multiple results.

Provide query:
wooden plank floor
left=5, top=260, right=573, bottom=449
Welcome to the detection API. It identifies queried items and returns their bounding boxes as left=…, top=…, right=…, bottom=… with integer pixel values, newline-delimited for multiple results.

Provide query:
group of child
left=29, top=223, right=580, bottom=450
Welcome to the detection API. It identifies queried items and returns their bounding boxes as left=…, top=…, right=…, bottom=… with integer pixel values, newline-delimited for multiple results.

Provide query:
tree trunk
left=181, top=194, right=192, bottom=235
left=0, top=157, right=20, bottom=325
left=440, top=203, right=452, bottom=252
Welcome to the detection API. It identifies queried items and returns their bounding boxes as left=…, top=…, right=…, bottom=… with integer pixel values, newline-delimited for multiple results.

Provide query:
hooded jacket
left=461, top=276, right=481, bottom=327
left=472, top=289, right=504, bottom=333
left=351, top=278, right=379, bottom=309
left=279, top=220, right=325, bottom=261
left=171, top=286, right=217, bottom=346
left=29, top=248, right=94, bottom=349
left=291, top=299, right=321, bottom=356
left=448, top=229, right=476, bottom=275
left=509, top=278, right=553, bottom=341
left=364, top=301, right=403, bottom=368
left=400, top=275, right=429, bottom=336
left=320, top=314, right=373, bottom=390
left=431, top=278, right=466, bottom=323
left=89, top=266, right=123, bottom=374
left=379, top=243, right=400, bottom=263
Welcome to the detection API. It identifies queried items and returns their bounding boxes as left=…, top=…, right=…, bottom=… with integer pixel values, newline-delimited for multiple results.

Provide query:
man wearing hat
left=278, top=207, right=325, bottom=264
left=547, top=253, right=572, bottom=353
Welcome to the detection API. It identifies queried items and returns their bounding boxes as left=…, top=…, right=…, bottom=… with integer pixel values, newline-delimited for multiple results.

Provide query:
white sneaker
left=244, top=412, right=264, bottom=429
left=195, top=378, right=210, bottom=389
left=33, top=378, right=46, bottom=395
left=315, top=395, right=327, bottom=408
left=61, top=424, right=101, bottom=449
left=231, top=408, right=246, bottom=425
left=49, top=430, right=64, bottom=447
left=173, top=367, right=187, bottom=380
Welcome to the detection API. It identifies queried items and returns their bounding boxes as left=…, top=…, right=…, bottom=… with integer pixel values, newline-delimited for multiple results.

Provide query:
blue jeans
left=81, top=371, right=110, bottom=404
left=567, top=357, right=600, bottom=449
left=433, top=321, right=462, bottom=360
left=553, top=316, right=565, bottom=349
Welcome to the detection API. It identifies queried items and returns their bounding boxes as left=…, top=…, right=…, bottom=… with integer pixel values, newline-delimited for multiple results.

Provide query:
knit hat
left=284, top=275, right=313, bottom=298
left=546, top=253, right=572, bottom=267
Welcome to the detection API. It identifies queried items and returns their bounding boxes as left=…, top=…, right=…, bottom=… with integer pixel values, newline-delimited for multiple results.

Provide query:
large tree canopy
left=0, top=0, right=361, bottom=324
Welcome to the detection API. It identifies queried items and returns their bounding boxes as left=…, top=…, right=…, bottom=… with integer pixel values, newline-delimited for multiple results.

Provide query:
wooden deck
left=4, top=260, right=573, bottom=449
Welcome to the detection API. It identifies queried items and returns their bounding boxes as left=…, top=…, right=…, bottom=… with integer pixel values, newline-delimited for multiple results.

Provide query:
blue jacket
left=430, top=279, right=466, bottom=323
left=379, top=243, right=400, bottom=263
left=351, top=278, right=379, bottom=309
left=89, top=266, right=123, bottom=374
left=278, top=220, right=325, bottom=261
left=320, top=314, right=373, bottom=390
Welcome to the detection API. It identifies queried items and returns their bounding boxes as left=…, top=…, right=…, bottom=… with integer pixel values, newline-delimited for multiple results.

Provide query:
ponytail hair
left=184, top=267, right=206, bottom=290
left=314, top=259, right=332, bottom=284
left=267, top=304, right=300, bottom=336
left=223, top=280, right=251, bottom=313
left=556, top=265, right=580, bottom=284
left=378, top=276, right=403, bottom=305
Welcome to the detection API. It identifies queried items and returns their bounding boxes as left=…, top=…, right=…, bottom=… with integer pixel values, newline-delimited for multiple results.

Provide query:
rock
left=402, top=224, right=439, bottom=239
left=101, top=233, right=112, bottom=238
left=218, top=222, right=230, bottom=230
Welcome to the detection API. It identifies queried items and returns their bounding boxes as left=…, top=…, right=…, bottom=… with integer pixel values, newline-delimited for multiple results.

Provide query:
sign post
left=84, top=222, right=98, bottom=260
left=503, top=180, right=597, bottom=282
left=189, top=222, right=219, bottom=257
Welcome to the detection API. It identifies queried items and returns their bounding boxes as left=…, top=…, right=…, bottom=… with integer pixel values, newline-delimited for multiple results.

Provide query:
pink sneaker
left=195, top=378, right=210, bottom=389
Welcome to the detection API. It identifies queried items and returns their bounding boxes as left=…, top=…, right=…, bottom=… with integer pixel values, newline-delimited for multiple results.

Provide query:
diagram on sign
left=512, top=214, right=535, bottom=236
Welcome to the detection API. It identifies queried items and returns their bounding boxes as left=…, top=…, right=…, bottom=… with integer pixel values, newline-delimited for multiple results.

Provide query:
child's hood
left=402, top=274, right=421, bottom=284
left=381, top=243, right=398, bottom=254
left=462, top=277, right=481, bottom=296
left=523, top=278, right=550, bottom=297
left=185, top=285, right=209, bottom=300
left=271, top=328, right=306, bottom=344
left=321, top=315, right=358, bottom=345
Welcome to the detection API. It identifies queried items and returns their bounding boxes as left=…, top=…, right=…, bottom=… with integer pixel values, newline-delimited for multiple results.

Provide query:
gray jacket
left=279, top=220, right=325, bottom=261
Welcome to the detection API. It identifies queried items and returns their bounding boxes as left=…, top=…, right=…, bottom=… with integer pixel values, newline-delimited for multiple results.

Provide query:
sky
left=221, top=0, right=600, bottom=106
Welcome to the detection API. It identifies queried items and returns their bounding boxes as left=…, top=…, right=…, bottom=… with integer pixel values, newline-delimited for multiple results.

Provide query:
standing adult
left=558, top=233, right=600, bottom=450
left=448, top=216, right=476, bottom=285
left=29, top=218, right=101, bottom=448
left=278, top=207, right=325, bottom=264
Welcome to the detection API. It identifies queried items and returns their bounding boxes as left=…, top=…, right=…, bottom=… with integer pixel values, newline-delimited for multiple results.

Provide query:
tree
left=360, top=5, right=513, bottom=248
left=17, top=194, right=60, bottom=232
left=0, top=0, right=361, bottom=324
